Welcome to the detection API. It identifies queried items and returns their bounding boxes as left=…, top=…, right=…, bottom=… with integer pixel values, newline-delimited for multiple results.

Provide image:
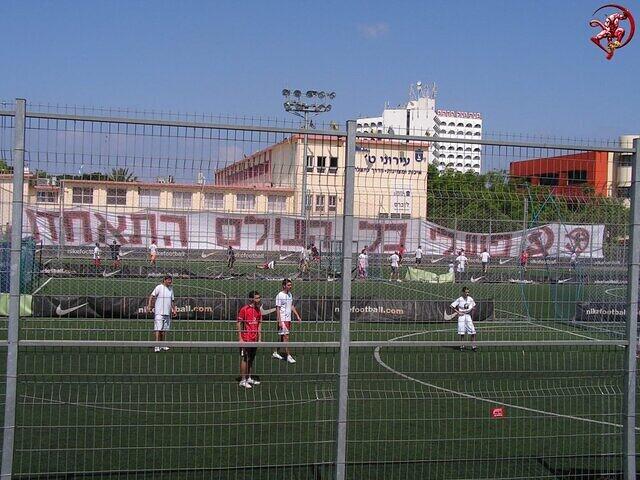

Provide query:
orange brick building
left=509, top=151, right=611, bottom=198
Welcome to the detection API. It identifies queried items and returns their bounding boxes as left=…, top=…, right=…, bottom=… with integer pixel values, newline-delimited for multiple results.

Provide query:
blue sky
left=1, top=0, right=639, bottom=141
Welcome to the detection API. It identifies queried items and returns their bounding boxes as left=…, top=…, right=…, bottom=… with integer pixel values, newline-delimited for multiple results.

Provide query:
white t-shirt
left=149, top=244, right=158, bottom=255
left=480, top=251, right=490, bottom=263
left=456, top=254, right=468, bottom=271
left=570, top=253, right=577, bottom=262
left=152, top=284, right=174, bottom=316
left=415, top=248, right=423, bottom=259
left=93, top=247, right=100, bottom=259
left=390, top=254, right=400, bottom=268
left=301, top=249, right=309, bottom=261
left=275, top=291, right=293, bottom=322
left=451, top=296, right=476, bottom=315
left=358, top=253, right=368, bottom=268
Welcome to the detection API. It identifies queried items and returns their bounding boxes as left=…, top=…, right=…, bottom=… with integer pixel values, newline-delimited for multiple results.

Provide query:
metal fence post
left=334, top=120, right=356, bottom=480
left=2, top=98, right=27, bottom=479
left=622, top=138, right=640, bottom=480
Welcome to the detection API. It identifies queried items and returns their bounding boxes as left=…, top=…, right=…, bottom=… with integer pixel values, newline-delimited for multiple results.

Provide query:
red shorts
left=278, top=321, right=292, bottom=336
left=93, top=259, right=101, bottom=267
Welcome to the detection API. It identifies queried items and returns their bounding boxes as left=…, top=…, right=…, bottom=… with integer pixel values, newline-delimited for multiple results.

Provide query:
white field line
left=31, top=277, right=52, bottom=296
left=373, top=327, right=635, bottom=431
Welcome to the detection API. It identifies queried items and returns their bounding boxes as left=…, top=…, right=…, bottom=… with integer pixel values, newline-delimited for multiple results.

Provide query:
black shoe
left=459, top=346, right=465, bottom=351
left=472, top=346, right=478, bottom=352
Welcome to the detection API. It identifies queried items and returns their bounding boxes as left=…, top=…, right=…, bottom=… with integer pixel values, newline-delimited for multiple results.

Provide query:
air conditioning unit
left=168, top=175, right=175, bottom=183
left=196, top=172, right=205, bottom=185
left=156, top=177, right=167, bottom=184
left=36, top=178, right=50, bottom=186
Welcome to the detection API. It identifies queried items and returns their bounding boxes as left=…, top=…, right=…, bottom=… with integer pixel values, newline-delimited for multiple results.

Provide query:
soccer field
left=1, top=261, right=633, bottom=479
left=2, top=322, right=629, bottom=479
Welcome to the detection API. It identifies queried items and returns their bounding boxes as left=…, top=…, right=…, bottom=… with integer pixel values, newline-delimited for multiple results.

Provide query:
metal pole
left=334, top=120, right=356, bottom=480
left=301, top=112, right=310, bottom=251
left=2, top=98, right=26, bottom=479
left=622, top=138, right=640, bottom=480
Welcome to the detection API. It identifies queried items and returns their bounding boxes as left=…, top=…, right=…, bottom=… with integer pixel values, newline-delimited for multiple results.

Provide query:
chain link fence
left=0, top=99, right=638, bottom=479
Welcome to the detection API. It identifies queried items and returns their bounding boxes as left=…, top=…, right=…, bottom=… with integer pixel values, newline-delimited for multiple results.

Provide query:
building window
left=267, top=195, right=287, bottom=213
left=203, top=192, right=224, bottom=210
left=539, top=173, right=559, bottom=186
left=106, top=188, right=127, bottom=206
left=619, top=154, right=633, bottom=166
left=306, top=155, right=314, bottom=172
left=172, top=191, right=192, bottom=209
left=328, top=195, right=337, bottom=212
left=72, top=187, right=93, bottom=205
left=474, top=124, right=481, bottom=128
left=139, top=189, right=160, bottom=208
left=236, top=193, right=255, bottom=210
left=315, top=194, right=325, bottom=212
left=317, top=156, right=326, bottom=172
left=618, top=186, right=631, bottom=198
left=36, top=191, right=58, bottom=203
left=329, top=156, right=338, bottom=172
left=568, top=170, right=587, bottom=185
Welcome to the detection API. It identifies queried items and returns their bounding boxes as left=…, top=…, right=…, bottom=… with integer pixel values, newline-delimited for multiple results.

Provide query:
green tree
left=108, top=168, right=137, bottom=182
left=0, top=158, right=12, bottom=174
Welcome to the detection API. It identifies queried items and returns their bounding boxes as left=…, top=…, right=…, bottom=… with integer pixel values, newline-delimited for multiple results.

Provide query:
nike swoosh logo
left=443, top=311, right=458, bottom=321
left=470, top=276, right=484, bottom=283
left=499, top=258, right=511, bottom=265
left=119, top=250, right=133, bottom=257
left=430, top=257, right=444, bottom=264
left=260, top=307, right=276, bottom=315
left=201, top=251, right=217, bottom=258
left=102, top=270, right=121, bottom=277
left=56, top=303, right=88, bottom=316
left=557, top=278, right=572, bottom=284
left=279, top=254, right=295, bottom=261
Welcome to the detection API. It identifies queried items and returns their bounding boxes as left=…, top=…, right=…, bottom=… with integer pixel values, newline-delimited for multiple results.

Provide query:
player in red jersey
left=237, top=290, right=263, bottom=389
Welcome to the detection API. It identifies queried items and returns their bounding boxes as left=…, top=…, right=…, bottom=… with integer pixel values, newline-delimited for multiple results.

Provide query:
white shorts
left=154, top=314, right=171, bottom=332
left=457, top=314, right=476, bottom=335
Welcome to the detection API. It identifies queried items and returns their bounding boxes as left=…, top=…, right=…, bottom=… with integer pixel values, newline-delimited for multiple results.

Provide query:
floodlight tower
left=282, top=89, right=336, bottom=249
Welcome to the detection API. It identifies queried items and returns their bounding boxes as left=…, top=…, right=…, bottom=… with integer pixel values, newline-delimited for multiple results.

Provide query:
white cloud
left=358, top=22, right=389, bottom=39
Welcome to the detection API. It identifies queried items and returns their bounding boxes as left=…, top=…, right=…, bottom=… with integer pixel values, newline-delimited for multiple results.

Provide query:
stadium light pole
left=282, top=89, right=336, bottom=249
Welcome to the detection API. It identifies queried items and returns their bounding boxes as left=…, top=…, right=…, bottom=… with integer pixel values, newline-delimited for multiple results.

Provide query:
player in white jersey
left=455, top=250, right=468, bottom=281
left=149, top=241, right=158, bottom=266
left=147, top=275, right=177, bottom=352
left=415, top=245, right=423, bottom=265
left=479, top=249, right=490, bottom=273
left=357, top=248, right=368, bottom=279
left=451, top=286, right=477, bottom=351
left=389, top=252, right=400, bottom=281
left=272, top=278, right=302, bottom=363
left=92, top=243, right=102, bottom=271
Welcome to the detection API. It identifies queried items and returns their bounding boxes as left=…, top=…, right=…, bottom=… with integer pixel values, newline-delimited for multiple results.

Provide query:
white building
left=356, top=82, right=483, bottom=173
